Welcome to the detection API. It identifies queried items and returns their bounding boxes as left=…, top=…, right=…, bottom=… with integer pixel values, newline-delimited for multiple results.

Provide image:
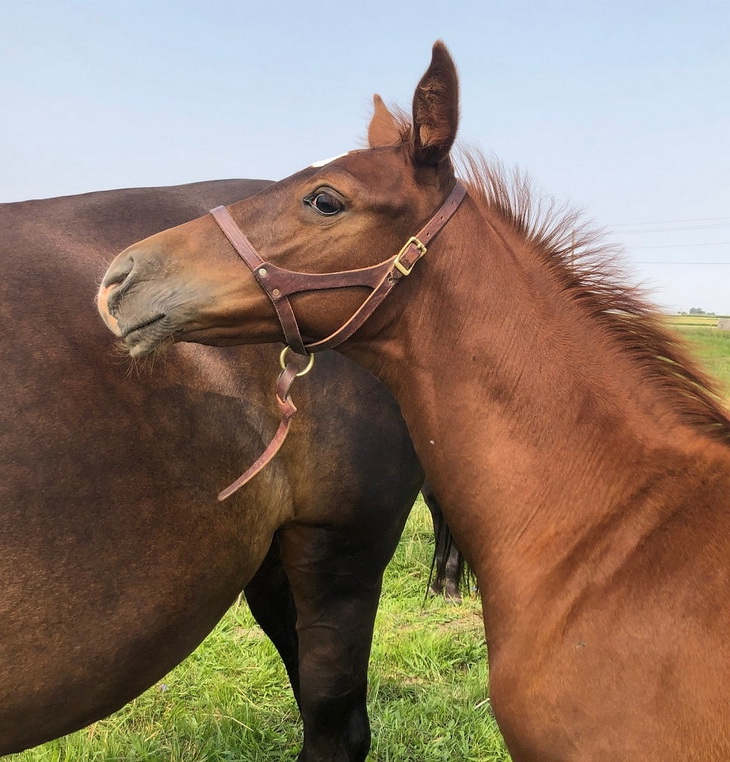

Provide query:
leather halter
left=210, top=179, right=468, bottom=500
left=210, top=179, right=468, bottom=355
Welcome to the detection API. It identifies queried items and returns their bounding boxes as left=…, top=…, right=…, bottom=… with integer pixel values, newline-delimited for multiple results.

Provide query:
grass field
left=9, top=323, right=729, bottom=761
left=664, top=316, right=730, bottom=396
left=664, top=314, right=728, bottom=329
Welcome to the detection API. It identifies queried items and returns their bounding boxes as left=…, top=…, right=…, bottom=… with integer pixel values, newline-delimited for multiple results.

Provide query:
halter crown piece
left=210, top=179, right=468, bottom=500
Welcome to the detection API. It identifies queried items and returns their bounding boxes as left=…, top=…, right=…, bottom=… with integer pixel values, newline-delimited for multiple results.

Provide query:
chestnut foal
left=99, top=43, right=730, bottom=760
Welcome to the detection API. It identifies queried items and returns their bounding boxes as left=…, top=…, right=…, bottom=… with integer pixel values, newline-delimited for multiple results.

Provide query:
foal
left=99, top=43, right=730, bottom=760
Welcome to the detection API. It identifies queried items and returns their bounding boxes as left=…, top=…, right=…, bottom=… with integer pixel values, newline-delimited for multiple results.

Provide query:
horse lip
left=121, top=313, right=166, bottom=341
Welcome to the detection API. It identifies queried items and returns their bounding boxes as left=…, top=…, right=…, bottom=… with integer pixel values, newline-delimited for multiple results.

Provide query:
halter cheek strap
left=210, top=179, right=468, bottom=499
left=208, top=209, right=309, bottom=355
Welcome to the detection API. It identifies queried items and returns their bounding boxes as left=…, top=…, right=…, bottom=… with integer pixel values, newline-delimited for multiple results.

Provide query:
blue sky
left=2, top=1, right=728, bottom=313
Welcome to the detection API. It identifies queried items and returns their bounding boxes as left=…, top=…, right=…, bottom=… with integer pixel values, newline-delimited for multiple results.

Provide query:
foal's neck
left=344, top=194, right=716, bottom=639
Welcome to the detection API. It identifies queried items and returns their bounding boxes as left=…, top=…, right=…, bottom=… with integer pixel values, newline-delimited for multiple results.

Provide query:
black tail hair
left=422, top=481, right=475, bottom=600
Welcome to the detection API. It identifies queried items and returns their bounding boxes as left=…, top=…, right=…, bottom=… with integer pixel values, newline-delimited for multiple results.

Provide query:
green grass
left=9, top=502, right=508, bottom=762
left=665, top=317, right=730, bottom=397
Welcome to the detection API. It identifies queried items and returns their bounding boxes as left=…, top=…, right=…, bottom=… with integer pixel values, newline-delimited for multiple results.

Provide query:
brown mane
left=456, top=149, right=730, bottom=444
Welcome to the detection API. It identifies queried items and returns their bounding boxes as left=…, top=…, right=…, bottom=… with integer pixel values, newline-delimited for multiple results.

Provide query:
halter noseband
left=209, top=179, right=468, bottom=499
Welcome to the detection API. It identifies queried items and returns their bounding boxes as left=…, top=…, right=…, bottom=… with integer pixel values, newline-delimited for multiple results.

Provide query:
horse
left=98, top=42, right=730, bottom=760
left=0, top=177, right=470, bottom=762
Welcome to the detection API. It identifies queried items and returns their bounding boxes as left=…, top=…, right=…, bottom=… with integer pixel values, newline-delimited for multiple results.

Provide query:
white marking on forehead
left=310, top=152, right=350, bottom=168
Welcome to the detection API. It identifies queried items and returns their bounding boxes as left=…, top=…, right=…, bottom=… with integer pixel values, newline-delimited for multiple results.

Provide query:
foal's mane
left=372, top=111, right=730, bottom=441
left=457, top=150, right=730, bottom=444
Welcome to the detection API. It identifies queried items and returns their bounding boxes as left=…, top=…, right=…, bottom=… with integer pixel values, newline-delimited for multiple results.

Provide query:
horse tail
left=421, top=481, right=475, bottom=601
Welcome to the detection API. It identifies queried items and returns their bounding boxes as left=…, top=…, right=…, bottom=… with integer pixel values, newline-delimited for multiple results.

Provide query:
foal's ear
left=411, top=41, right=459, bottom=166
left=368, top=94, right=402, bottom=148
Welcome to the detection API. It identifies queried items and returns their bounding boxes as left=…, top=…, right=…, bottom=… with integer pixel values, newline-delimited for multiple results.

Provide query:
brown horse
left=0, top=178, right=445, bottom=762
left=99, top=43, right=730, bottom=760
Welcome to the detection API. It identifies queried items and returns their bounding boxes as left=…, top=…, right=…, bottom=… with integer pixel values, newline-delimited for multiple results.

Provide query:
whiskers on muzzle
left=109, top=335, right=175, bottom=378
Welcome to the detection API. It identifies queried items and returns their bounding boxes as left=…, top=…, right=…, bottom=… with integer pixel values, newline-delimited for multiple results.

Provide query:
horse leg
left=277, top=523, right=394, bottom=762
left=242, top=534, right=301, bottom=703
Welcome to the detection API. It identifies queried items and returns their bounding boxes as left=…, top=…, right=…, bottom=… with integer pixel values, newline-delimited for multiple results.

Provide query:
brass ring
left=279, top=346, right=315, bottom=376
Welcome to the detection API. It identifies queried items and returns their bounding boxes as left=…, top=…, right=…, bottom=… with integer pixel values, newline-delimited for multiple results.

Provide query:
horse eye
left=306, top=191, right=344, bottom=216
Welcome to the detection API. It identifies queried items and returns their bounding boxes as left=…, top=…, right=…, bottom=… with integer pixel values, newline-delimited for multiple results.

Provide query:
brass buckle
left=393, top=237, right=427, bottom=276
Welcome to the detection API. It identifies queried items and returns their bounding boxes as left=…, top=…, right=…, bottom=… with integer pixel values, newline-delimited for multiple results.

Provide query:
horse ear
left=368, top=94, right=402, bottom=148
left=411, top=41, right=459, bottom=166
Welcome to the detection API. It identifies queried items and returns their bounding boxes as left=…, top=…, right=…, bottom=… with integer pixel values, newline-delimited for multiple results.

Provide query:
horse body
left=98, top=44, right=730, bottom=759
left=0, top=181, right=425, bottom=760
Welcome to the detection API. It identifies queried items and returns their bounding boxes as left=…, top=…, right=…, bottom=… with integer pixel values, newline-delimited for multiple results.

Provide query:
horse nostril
left=100, top=253, right=140, bottom=316
left=102, top=253, right=135, bottom=291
